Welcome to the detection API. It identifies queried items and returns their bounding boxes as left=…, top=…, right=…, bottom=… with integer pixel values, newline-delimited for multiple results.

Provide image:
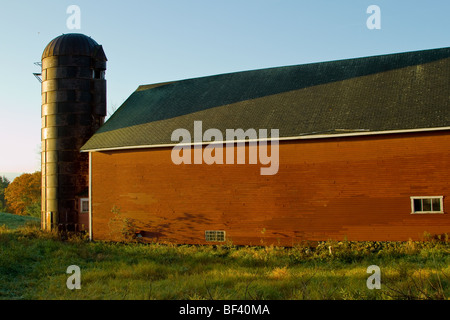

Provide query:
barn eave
left=80, top=125, right=450, bottom=153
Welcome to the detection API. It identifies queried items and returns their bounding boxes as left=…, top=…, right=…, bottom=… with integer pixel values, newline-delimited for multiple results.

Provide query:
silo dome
left=42, top=33, right=107, bottom=61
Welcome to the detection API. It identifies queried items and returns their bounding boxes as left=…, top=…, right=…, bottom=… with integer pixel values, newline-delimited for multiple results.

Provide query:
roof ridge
left=136, top=46, right=450, bottom=89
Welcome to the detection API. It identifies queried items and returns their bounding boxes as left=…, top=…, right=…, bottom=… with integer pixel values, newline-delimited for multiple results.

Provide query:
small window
left=411, top=196, right=443, bottom=214
left=80, top=198, right=89, bottom=213
left=205, top=230, right=226, bottom=242
left=92, top=69, right=105, bottom=79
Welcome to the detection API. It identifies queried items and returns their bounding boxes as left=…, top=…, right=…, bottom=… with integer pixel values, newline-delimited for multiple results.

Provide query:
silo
left=41, top=33, right=107, bottom=232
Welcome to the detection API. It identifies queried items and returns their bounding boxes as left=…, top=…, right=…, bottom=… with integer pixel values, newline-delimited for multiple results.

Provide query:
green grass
left=0, top=222, right=449, bottom=300
left=0, top=212, right=40, bottom=229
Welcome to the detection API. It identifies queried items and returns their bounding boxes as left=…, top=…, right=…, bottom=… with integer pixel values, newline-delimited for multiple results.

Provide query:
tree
left=4, top=172, right=41, bottom=217
left=0, top=176, right=10, bottom=212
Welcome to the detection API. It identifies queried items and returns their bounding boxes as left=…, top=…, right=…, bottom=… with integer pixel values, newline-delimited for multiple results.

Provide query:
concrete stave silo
left=41, top=33, right=107, bottom=232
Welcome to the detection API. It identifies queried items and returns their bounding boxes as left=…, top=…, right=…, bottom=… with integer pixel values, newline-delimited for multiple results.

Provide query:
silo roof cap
left=42, top=33, right=107, bottom=61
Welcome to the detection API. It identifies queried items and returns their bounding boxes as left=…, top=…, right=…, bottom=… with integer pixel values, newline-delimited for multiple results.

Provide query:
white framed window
left=410, top=196, right=444, bottom=214
left=80, top=198, right=89, bottom=213
left=205, top=230, right=226, bottom=242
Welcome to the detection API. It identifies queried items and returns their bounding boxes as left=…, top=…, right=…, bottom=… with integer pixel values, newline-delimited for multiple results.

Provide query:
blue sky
left=0, top=0, right=449, bottom=180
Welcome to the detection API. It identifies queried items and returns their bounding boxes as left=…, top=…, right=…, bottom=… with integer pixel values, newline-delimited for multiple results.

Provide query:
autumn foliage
left=4, top=171, right=41, bottom=217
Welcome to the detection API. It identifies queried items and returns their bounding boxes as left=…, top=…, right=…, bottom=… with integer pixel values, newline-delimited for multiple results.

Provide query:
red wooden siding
left=91, top=131, right=450, bottom=245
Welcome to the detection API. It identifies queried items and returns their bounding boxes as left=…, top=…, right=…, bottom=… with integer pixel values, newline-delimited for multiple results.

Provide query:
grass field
left=0, top=212, right=40, bottom=229
left=0, top=212, right=449, bottom=300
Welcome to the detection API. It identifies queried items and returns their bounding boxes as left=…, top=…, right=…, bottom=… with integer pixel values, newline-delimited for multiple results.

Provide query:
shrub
left=25, top=201, right=41, bottom=218
left=108, top=205, right=139, bottom=242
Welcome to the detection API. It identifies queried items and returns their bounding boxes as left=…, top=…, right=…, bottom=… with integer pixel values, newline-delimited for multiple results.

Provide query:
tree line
left=0, top=172, right=41, bottom=217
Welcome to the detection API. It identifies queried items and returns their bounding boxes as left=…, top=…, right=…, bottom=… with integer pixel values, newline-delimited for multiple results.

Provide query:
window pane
left=81, top=200, right=89, bottom=212
left=205, top=230, right=225, bottom=242
left=432, top=198, right=441, bottom=212
left=422, top=199, right=432, bottom=211
left=413, top=199, right=422, bottom=212
left=205, top=231, right=215, bottom=241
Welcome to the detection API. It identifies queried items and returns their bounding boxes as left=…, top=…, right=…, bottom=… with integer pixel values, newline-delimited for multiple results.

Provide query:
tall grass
left=0, top=223, right=448, bottom=300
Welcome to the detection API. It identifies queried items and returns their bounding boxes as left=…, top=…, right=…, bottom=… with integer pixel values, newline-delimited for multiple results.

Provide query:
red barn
left=81, top=47, right=450, bottom=246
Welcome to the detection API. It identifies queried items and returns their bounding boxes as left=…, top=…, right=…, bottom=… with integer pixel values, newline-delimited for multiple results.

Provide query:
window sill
left=410, top=212, right=445, bottom=214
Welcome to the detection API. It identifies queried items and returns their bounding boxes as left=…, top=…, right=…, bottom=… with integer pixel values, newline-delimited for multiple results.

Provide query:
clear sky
left=0, top=0, right=449, bottom=180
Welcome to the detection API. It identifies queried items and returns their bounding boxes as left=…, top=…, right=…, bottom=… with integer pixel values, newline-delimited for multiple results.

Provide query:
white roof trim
left=81, top=126, right=450, bottom=153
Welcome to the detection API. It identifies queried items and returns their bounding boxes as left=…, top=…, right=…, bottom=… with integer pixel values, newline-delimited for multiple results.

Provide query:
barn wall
left=91, top=131, right=450, bottom=245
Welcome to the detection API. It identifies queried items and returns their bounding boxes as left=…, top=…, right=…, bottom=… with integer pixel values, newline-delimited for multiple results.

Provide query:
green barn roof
left=81, top=47, right=450, bottom=151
